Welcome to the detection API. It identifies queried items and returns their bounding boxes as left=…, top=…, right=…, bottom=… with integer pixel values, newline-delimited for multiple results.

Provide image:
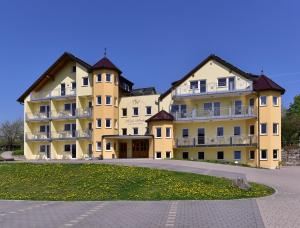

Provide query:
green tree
left=288, top=95, right=300, bottom=117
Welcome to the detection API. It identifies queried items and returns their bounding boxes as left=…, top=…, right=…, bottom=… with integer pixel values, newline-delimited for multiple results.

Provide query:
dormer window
left=190, top=81, right=198, bottom=89
left=106, top=74, right=112, bottom=82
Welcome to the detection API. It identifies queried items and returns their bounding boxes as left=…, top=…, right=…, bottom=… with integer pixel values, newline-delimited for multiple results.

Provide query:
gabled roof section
left=17, top=52, right=91, bottom=103
left=146, top=110, right=174, bottom=122
left=159, top=54, right=258, bottom=100
left=92, top=57, right=122, bottom=74
left=253, top=75, right=285, bottom=94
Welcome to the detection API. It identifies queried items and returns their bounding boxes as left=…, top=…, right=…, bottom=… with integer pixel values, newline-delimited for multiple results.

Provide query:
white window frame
left=217, top=77, right=227, bottom=87
left=166, top=127, right=172, bottom=138
left=96, top=119, right=101, bottom=129
left=216, top=126, right=224, bottom=137
left=233, top=126, right=241, bottom=136
left=273, top=96, right=279, bottom=106
left=40, top=145, right=46, bottom=153
left=96, top=96, right=102, bottom=105
left=156, top=127, right=162, bottom=138
left=106, top=141, right=112, bottom=151
left=96, top=74, right=102, bottom=82
left=182, top=128, right=189, bottom=138
left=234, top=151, right=242, bottom=161
left=105, top=95, right=112, bottom=105
left=260, top=123, right=267, bottom=135
left=260, top=149, right=268, bottom=160
left=105, top=118, right=112, bottom=129
left=146, top=106, right=152, bottom=115
left=133, top=107, right=139, bottom=116
left=133, top=127, right=139, bottom=135
left=273, top=123, right=279, bottom=135
left=156, top=151, right=162, bottom=159
left=273, top=149, right=279, bottom=160
left=249, top=150, right=255, bottom=160
left=82, top=76, right=89, bottom=87
left=260, top=96, right=267, bottom=106
left=106, top=73, right=112, bottom=82
left=96, top=142, right=102, bottom=151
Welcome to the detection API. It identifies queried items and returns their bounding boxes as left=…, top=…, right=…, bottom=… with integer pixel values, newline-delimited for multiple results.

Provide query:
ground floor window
left=106, top=142, right=111, bottom=151
left=96, top=142, right=102, bottom=151
left=182, top=152, right=189, bottom=159
left=260, top=149, right=268, bottom=160
left=64, top=144, right=71, bottom=152
left=234, top=151, right=241, bottom=160
left=198, top=152, right=204, bottom=160
left=166, top=151, right=171, bottom=159
left=156, top=152, right=161, bottom=159
left=273, top=149, right=279, bottom=160
left=249, top=150, right=255, bottom=160
left=40, top=145, right=46, bottom=153
left=217, top=151, right=224, bottom=160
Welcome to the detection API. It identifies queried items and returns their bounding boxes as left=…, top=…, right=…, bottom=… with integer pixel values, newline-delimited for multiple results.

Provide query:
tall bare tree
left=0, top=119, right=23, bottom=151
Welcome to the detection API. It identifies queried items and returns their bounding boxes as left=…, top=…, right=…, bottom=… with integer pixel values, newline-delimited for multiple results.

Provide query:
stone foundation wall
left=282, top=147, right=300, bottom=166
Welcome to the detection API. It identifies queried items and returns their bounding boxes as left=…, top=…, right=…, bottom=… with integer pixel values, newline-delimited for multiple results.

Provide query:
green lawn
left=0, top=163, right=274, bottom=201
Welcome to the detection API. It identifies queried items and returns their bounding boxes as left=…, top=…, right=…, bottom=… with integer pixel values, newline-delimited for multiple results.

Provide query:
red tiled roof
left=253, top=75, right=285, bottom=94
left=92, top=57, right=122, bottom=73
left=146, top=110, right=174, bottom=122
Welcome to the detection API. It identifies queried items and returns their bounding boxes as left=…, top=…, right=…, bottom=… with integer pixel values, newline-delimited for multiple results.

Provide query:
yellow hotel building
left=18, top=52, right=285, bottom=169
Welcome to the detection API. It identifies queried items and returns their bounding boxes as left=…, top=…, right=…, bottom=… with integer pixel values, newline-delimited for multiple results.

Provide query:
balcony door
left=229, top=77, right=235, bottom=91
left=234, top=100, right=242, bottom=115
left=40, top=105, right=50, bottom=118
left=71, top=144, right=76, bottom=159
left=61, top=83, right=66, bottom=96
left=46, top=145, right=51, bottom=159
left=197, top=128, right=205, bottom=145
left=200, top=80, right=206, bottom=93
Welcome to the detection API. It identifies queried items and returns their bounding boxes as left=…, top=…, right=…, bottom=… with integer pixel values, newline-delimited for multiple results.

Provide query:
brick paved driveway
left=1, top=159, right=299, bottom=228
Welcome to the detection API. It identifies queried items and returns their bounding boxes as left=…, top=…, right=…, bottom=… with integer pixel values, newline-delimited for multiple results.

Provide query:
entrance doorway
left=132, top=140, right=149, bottom=158
left=119, top=142, right=127, bottom=158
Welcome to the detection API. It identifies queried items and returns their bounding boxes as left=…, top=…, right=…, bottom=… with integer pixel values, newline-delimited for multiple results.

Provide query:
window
left=88, top=122, right=92, bottom=130
left=72, top=82, right=76, bottom=90
left=122, top=128, right=127, bottom=135
left=166, top=127, right=171, bottom=138
left=64, top=124, right=71, bottom=131
left=96, top=119, right=101, bottom=128
left=182, top=152, right=189, bottom=159
left=273, top=123, right=279, bottom=135
left=166, top=151, right=171, bottom=159
left=249, top=98, right=255, bottom=107
left=217, top=151, right=224, bottom=160
left=40, top=105, right=46, bottom=113
left=146, top=106, right=152, bottom=115
left=133, top=107, right=139, bottom=116
left=156, top=152, right=162, bottom=159
left=64, top=103, right=71, bottom=111
left=105, top=95, right=112, bottom=105
left=190, top=81, right=198, bottom=89
left=133, top=128, right=139, bottom=135
left=106, top=73, right=111, bottom=82
left=182, top=128, right=189, bottom=138
left=105, top=118, right=111, bottom=128
left=217, top=127, right=224, bottom=137
left=249, top=125, right=255, bottom=136
left=273, top=96, right=279, bottom=106
left=122, top=108, right=127, bottom=117
left=260, top=123, right=267, bottom=135
left=96, top=142, right=102, bottom=151
left=234, top=126, right=241, bottom=136
left=249, top=150, right=255, bottom=160
left=273, top=149, right=279, bottom=160
left=260, top=96, right=267, bottom=106
left=64, top=144, right=71, bottom=152
left=106, top=142, right=111, bottom=151
left=260, top=149, right=267, bottom=160
left=72, top=66, right=76, bottom=73
left=40, top=145, right=46, bottom=153
left=198, top=152, right=205, bottom=160
left=218, top=78, right=227, bottom=87
left=40, top=125, right=46, bottom=132
left=234, top=151, right=241, bottom=160
left=96, top=74, right=102, bottom=82
left=82, top=77, right=89, bottom=86
left=156, top=127, right=162, bottom=138
left=96, top=96, right=102, bottom=105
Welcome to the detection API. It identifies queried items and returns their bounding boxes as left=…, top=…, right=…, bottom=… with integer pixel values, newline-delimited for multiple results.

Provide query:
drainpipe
left=257, top=92, right=260, bottom=168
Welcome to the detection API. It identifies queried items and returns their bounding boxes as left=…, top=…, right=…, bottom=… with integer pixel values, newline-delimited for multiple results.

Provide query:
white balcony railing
left=77, top=108, right=92, bottom=118
left=30, top=87, right=76, bottom=101
left=171, top=106, right=256, bottom=121
left=25, top=132, right=51, bottom=141
left=172, top=82, right=252, bottom=98
left=25, top=112, right=50, bottom=121
left=25, top=130, right=92, bottom=142
left=176, top=135, right=257, bottom=147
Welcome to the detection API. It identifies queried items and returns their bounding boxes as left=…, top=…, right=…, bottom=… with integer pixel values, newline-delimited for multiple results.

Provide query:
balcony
left=171, top=106, right=256, bottom=122
left=172, top=82, right=253, bottom=99
left=30, top=87, right=76, bottom=102
left=77, top=130, right=92, bottom=140
left=51, top=110, right=77, bottom=121
left=25, top=112, right=50, bottom=122
left=51, top=131, right=77, bottom=141
left=175, top=135, right=257, bottom=148
left=77, top=108, right=92, bottom=119
left=25, top=132, right=51, bottom=142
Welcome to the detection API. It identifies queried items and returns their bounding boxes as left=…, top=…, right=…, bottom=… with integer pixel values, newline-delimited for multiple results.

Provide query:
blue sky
left=0, top=0, right=299, bottom=121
